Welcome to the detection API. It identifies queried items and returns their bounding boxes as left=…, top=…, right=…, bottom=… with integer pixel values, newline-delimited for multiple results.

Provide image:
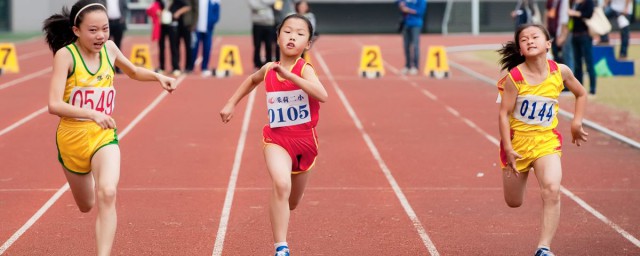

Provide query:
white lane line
left=211, top=90, right=256, bottom=256
left=405, top=60, right=640, bottom=248
left=0, top=76, right=186, bottom=255
left=0, top=67, right=52, bottom=90
left=314, top=50, right=440, bottom=256
left=0, top=107, right=47, bottom=137
left=448, top=56, right=640, bottom=150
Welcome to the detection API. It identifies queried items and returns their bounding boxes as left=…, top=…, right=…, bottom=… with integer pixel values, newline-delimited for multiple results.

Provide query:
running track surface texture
left=0, top=34, right=639, bottom=256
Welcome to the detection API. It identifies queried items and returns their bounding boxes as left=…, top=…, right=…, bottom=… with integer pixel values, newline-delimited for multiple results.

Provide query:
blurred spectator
left=599, top=0, right=633, bottom=59
left=182, top=0, right=197, bottom=73
left=546, top=0, right=574, bottom=72
left=296, top=0, right=317, bottom=60
left=272, top=0, right=296, bottom=61
left=397, top=0, right=427, bottom=75
left=512, top=0, right=540, bottom=28
left=192, top=0, right=220, bottom=76
left=249, top=0, right=276, bottom=70
left=170, top=0, right=192, bottom=76
left=106, top=0, right=128, bottom=73
left=147, top=0, right=180, bottom=75
left=569, top=0, right=597, bottom=95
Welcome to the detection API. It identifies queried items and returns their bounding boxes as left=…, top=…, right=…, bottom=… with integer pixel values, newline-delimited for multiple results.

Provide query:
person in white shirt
left=106, top=0, right=128, bottom=73
left=599, top=0, right=633, bottom=59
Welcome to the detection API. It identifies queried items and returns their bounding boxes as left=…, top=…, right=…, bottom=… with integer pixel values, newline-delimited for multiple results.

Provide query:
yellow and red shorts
left=499, top=129, right=562, bottom=172
left=262, top=125, right=318, bottom=174
left=56, top=119, right=119, bottom=174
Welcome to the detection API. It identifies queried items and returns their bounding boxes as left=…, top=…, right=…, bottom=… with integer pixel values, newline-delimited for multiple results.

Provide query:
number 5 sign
left=0, top=43, right=20, bottom=74
left=129, top=44, right=152, bottom=69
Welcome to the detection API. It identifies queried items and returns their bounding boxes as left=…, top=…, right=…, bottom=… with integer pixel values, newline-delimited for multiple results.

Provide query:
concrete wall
left=11, top=0, right=77, bottom=32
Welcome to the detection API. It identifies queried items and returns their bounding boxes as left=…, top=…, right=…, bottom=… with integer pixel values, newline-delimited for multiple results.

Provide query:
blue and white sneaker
left=534, top=247, right=555, bottom=256
left=275, top=245, right=290, bottom=256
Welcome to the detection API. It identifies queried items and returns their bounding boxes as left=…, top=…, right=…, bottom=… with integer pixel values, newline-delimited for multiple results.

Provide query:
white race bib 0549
left=514, top=95, right=557, bottom=127
left=69, top=87, right=116, bottom=119
left=266, top=89, right=311, bottom=128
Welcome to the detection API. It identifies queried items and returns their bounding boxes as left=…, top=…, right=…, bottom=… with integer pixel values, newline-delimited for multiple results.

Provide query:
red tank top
left=264, top=58, right=320, bottom=131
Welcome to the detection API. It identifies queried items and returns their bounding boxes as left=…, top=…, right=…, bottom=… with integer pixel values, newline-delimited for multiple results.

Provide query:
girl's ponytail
left=42, top=7, right=76, bottom=55
left=497, top=40, right=524, bottom=72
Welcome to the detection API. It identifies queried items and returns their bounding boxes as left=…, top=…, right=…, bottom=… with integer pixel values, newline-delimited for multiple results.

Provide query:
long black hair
left=42, top=0, right=107, bottom=54
left=277, top=13, right=314, bottom=41
left=497, top=23, right=551, bottom=71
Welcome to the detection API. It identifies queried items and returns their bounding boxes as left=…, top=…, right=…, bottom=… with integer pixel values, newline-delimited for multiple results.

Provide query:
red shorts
left=262, top=125, right=319, bottom=174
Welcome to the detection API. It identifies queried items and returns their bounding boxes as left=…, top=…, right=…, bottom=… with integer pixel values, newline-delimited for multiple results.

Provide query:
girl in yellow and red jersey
left=497, top=24, right=588, bottom=256
left=43, top=1, right=175, bottom=255
left=220, top=14, right=327, bottom=256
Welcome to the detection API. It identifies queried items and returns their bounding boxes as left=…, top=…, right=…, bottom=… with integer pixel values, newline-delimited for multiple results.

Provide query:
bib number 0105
left=268, top=104, right=309, bottom=126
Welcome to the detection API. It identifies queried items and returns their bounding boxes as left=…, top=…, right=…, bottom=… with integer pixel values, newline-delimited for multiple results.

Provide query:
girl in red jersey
left=220, top=14, right=327, bottom=256
left=497, top=24, right=588, bottom=256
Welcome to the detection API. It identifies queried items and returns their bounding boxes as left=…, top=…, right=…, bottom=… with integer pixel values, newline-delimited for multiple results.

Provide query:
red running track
left=0, top=34, right=638, bottom=255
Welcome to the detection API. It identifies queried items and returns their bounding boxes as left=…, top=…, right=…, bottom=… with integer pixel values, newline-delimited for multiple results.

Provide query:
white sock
left=275, top=242, right=288, bottom=250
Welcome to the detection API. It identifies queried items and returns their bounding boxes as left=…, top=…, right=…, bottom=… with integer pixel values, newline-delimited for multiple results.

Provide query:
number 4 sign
left=0, top=43, right=20, bottom=74
left=213, top=44, right=243, bottom=78
left=424, top=45, right=450, bottom=79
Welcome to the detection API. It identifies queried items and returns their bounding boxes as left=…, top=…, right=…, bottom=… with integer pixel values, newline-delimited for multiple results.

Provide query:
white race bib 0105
left=69, top=87, right=116, bottom=119
left=514, top=94, right=557, bottom=127
left=266, top=89, right=311, bottom=128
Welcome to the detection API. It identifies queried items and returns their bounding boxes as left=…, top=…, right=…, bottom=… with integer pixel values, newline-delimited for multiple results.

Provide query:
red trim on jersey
left=265, top=58, right=320, bottom=130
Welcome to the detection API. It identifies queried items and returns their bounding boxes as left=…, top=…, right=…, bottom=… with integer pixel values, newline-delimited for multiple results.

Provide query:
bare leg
left=533, top=154, right=562, bottom=249
left=502, top=168, right=530, bottom=207
left=264, top=144, right=293, bottom=243
left=63, top=168, right=95, bottom=213
left=91, top=145, right=121, bottom=256
left=289, top=172, right=310, bottom=210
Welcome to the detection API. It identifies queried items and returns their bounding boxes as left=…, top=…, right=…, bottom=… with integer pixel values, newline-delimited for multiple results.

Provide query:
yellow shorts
left=56, top=119, right=118, bottom=174
left=499, top=129, right=562, bottom=172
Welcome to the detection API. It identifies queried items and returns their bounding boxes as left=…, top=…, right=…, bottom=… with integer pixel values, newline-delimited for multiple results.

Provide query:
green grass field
left=473, top=45, right=640, bottom=117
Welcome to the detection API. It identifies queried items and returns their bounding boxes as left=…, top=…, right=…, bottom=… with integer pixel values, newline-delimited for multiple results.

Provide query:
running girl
left=220, top=13, right=327, bottom=256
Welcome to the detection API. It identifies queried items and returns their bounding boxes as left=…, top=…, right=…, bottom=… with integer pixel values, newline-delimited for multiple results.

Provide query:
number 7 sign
left=0, top=43, right=20, bottom=74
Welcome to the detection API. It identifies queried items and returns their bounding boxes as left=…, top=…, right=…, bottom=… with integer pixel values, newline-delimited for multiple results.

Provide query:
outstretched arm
left=220, top=63, right=270, bottom=123
left=560, top=64, right=588, bottom=146
left=108, top=41, right=176, bottom=92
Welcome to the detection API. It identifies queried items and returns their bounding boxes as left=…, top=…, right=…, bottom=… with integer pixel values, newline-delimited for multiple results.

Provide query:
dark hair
left=295, top=0, right=310, bottom=14
left=156, top=0, right=165, bottom=10
left=42, top=0, right=107, bottom=54
left=497, top=23, right=551, bottom=71
left=277, top=13, right=314, bottom=41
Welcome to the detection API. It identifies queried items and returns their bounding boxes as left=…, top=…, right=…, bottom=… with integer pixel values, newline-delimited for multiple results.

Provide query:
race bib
left=514, top=95, right=557, bottom=127
left=267, top=89, right=311, bottom=128
left=69, top=87, right=116, bottom=119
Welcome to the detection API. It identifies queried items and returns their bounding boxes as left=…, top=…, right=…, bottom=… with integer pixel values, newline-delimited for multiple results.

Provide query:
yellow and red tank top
left=264, top=58, right=320, bottom=131
left=63, top=43, right=116, bottom=121
left=497, top=59, right=564, bottom=133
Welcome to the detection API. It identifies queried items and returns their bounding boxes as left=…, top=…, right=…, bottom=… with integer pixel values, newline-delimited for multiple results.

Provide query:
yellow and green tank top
left=63, top=43, right=116, bottom=121
left=497, top=60, right=564, bottom=133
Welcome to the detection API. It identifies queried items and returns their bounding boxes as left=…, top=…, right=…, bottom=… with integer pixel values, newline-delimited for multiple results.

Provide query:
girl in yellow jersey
left=43, top=1, right=176, bottom=255
left=497, top=24, right=588, bottom=256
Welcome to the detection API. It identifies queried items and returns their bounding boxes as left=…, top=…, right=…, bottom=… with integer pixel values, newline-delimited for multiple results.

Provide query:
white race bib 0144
left=69, top=87, right=116, bottom=119
left=514, top=95, right=557, bottom=127
left=267, top=89, right=311, bottom=128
